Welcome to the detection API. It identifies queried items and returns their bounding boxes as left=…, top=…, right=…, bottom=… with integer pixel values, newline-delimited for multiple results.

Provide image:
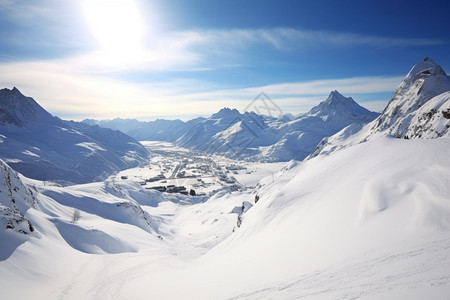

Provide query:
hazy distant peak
left=211, top=107, right=241, bottom=118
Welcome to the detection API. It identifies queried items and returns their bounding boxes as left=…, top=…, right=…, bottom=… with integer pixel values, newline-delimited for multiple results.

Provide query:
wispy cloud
left=0, top=59, right=399, bottom=120
left=191, top=28, right=444, bottom=52
left=13, top=26, right=439, bottom=75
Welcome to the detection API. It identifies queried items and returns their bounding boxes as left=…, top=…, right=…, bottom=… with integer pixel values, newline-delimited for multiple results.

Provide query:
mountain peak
left=308, top=90, right=375, bottom=118
left=373, top=58, right=450, bottom=134
left=0, top=87, right=24, bottom=97
left=325, top=90, right=353, bottom=106
left=11, top=86, right=21, bottom=94
left=403, top=57, right=446, bottom=84
left=0, top=87, right=54, bottom=127
left=212, top=107, right=240, bottom=118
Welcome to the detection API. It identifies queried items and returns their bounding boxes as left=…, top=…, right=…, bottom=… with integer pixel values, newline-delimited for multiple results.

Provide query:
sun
left=83, top=0, right=145, bottom=63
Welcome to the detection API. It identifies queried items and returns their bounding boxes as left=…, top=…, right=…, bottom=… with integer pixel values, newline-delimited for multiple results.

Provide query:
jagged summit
left=323, top=90, right=358, bottom=108
left=211, top=107, right=241, bottom=119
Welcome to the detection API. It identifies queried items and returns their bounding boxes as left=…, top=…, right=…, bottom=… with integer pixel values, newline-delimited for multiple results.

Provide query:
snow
left=405, top=91, right=450, bottom=138
left=22, top=150, right=40, bottom=157
left=75, top=142, right=106, bottom=152
left=3, top=158, right=22, bottom=163
left=1, top=136, right=450, bottom=299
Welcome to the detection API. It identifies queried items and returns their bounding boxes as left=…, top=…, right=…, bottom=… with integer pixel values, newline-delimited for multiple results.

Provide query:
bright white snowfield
left=1, top=136, right=450, bottom=299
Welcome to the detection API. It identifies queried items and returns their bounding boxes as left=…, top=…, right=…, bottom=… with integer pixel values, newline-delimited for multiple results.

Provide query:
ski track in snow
left=229, top=237, right=450, bottom=300
left=56, top=256, right=97, bottom=300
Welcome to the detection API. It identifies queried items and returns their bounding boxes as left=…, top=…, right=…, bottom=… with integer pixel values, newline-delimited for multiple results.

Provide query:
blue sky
left=0, top=0, right=449, bottom=120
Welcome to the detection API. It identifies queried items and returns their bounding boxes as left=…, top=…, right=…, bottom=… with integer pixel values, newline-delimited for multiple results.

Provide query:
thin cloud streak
left=0, top=59, right=398, bottom=120
left=198, top=28, right=444, bottom=51
left=72, top=28, right=443, bottom=73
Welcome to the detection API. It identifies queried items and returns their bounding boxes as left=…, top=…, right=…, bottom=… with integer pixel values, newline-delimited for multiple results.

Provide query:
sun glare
left=83, top=0, right=146, bottom=64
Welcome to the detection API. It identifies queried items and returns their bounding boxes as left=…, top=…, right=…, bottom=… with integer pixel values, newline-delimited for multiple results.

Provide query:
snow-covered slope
left=207, top=136, right=450, bottom=299
left=0, top=163, right=162, bottom=259
left=1, top=136, right=449, bottom=299
left=0, top=88, right=149, bottom=184
left=311, top=58, right=450, bottom=158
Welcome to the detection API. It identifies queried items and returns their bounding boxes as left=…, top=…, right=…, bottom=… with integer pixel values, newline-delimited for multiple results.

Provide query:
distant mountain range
left=0, top=87, right=149, bottom=185
left=85, top=90, right=379, bottom=161
left=310, top=57, right=450, bottom=158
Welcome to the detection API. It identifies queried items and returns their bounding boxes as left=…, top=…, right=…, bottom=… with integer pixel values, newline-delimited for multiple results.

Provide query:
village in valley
left=116, top=141, right=284, bottom=197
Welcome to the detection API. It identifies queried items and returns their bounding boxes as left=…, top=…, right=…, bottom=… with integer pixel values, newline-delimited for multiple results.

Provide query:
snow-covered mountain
left=175, top=107, right=273, bottom=157
left=180, top=91, right=377, bottom=161
left=310, top=58, right=450, bottom=158
left=259, top=90, right=379, bottom=160
left=0, top=87, right=149, bottom=184
left=86, top=93, right=378, bottom=162
left=189, top=92, right=378, bottom=161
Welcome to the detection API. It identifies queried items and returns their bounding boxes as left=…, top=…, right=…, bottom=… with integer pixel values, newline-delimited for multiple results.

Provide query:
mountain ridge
left=0, top=87, right=56, bottom=127
left=0, top=88, right=149, bottom=184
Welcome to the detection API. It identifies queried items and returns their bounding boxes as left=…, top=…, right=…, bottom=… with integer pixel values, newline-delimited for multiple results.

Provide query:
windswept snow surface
left=1, top=136, right=450, bottom=299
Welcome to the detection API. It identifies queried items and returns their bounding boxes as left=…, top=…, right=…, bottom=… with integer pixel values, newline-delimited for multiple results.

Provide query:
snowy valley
left=1, top=58, right=450, bottom=299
